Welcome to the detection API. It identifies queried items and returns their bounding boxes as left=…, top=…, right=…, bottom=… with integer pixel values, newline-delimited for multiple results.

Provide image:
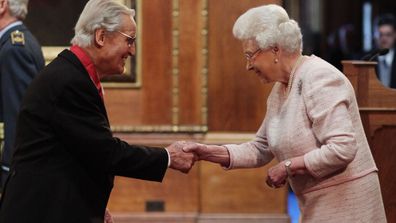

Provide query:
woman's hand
left=266, top=156, right=307, bottom=189
left=266, top=161, right=288, bottom=188
left=183, top=144, right=230, bottom=167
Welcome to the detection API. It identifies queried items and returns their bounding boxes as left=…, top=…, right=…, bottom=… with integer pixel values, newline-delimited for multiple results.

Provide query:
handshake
left=165, top=141, right=230, bottom=173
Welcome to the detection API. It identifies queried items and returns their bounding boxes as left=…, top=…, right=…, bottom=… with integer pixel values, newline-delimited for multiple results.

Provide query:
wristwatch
left=284, top=160, right=292, bottom=177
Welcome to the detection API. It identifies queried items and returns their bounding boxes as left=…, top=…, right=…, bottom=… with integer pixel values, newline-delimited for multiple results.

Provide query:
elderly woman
left=184, top=4, right=386, bottom=222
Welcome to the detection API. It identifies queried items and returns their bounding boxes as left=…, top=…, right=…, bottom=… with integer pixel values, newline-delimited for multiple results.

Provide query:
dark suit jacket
left=389, top=49, right=396, bottom=88
left=0, top=24, right=44, bottom=173
left=0, top=50, right=168, bottom=223
left=376, top=47, right=396, bottom=88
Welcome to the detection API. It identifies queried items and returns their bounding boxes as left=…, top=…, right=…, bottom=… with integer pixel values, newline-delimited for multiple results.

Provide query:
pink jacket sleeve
left=303, top=66, right=358, bottom=178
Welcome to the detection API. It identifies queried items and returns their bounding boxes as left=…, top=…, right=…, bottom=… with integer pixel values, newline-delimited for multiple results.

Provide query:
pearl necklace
left=286, top=55, right=304, bottom=95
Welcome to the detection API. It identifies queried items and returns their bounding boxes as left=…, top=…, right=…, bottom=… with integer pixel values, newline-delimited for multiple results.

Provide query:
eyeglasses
left=245, top=48, right=262, bottom=63
left=117, top=31, right=136, bottom=47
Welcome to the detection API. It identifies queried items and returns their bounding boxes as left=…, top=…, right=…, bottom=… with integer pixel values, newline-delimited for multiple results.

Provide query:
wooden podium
left=342, top=61, right=396, bottom=222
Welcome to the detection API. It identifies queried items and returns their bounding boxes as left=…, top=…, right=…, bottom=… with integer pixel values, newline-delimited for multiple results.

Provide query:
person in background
left=0, top=0, right=44, bottom=188
left=326, top=24, right=360, bottom=71
left=375, top=13, right=396, bottom=88
left=0, top=0, right=195, bottom=222
left=184, top=4, right=386, bottom=222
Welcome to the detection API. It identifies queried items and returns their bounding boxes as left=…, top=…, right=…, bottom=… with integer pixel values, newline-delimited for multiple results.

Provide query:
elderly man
left=0, top=0, right=44, bottom=187
left=0, top=0, right=195, bottom=222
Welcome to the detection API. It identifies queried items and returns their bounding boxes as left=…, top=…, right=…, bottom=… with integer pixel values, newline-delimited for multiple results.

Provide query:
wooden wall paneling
left=108, top=133, right=203, bottom=213
left=108, top=167, right=200, bottom=213
left=108, top=133, right=288, bottom=221
left=140, top=0, right=173, bottom=124
left=106, top=0, right=209, bottom=131
left=105, top=90, right=143, bottom=125
left=178, top=0, right=206, bottom=125
left=200, top=162, right=287, bottom=213
left=207, top=0, right=280, bottom=131
left=108, top=1, right=200, bottom=214
left=366, top=79, right=396, bottom=108
left=371, top=126, right=396, bottom=222
left=200, top=133, right=287, bottom=214
left=105, top=0, right=174, bottom=127
left=107, top=0, right=289, bottom=221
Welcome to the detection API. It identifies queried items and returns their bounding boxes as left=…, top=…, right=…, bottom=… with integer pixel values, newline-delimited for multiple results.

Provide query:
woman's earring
left=274, top=58, right=279, bottom=64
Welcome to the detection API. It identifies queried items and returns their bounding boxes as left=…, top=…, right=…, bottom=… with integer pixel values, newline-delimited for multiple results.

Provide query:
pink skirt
left=296, top=172, right=386, bottom=222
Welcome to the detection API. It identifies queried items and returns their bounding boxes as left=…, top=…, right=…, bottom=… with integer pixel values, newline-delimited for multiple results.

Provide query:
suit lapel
left=58, top=50, right=110, bottom=124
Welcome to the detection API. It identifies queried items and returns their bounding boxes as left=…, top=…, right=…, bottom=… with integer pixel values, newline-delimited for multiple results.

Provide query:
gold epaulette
left=11, top=30, right=25, bottom=45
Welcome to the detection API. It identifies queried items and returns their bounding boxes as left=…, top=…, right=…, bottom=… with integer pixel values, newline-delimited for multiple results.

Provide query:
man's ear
left=0, top=0, right=8, bottom=15
left=94, top=29, right=106, bottom=47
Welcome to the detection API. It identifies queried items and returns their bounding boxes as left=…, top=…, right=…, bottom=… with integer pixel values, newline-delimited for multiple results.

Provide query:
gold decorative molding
left=201, top=0, right=209, bottom=127
left=171, top=0, right=180, bottom=126
left=202, top=132, right=255, bottom=144
left=111, top=125, right=208, bottom=133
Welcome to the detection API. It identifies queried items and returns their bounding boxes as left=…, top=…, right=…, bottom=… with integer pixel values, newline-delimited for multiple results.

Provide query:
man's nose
left=128, top=43, right=136, bottom=56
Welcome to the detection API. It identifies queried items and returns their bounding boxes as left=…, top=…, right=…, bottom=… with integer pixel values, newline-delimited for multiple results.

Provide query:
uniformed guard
left=0, top=0, right=44, bottom=188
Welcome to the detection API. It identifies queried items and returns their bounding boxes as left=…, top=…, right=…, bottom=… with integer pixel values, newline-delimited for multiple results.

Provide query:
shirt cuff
left=221, top=145, right=232, bottom=170
left=164, top=148, right=171, bottom=167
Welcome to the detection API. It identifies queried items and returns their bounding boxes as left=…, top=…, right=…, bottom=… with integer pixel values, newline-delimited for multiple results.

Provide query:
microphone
left=361, top=48, right=390, bottom=61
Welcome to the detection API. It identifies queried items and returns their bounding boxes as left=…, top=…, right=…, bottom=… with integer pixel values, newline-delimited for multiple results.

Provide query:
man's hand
left=166, top=141, right=196, bottom=173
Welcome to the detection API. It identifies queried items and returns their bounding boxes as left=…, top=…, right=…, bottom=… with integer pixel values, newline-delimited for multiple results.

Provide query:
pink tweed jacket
left=225, top=55, right=386, bottom=222
left=225, top=55, right=378, bottom=195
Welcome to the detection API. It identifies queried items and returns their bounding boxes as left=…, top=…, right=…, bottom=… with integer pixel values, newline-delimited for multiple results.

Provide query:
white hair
left=71, top=0, right=135, bottom=47
left=233, top=4, right=302, bottom=54
left=8, top=0, right=29, bottom=20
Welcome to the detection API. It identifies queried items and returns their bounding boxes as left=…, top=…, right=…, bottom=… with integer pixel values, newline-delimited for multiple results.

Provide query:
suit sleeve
left=302, top=67, right=358, bottom=179
left=1, top=46, right=40, bottom=164
left=52, top=81, right=168, bottom=182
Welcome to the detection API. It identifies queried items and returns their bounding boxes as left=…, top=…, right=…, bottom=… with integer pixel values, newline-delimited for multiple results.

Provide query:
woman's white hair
left=233, top=4, right=302, bottom=54
left=8, top=0, right=29, bottom=20
left=71, top=0, right=135, bottom=47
